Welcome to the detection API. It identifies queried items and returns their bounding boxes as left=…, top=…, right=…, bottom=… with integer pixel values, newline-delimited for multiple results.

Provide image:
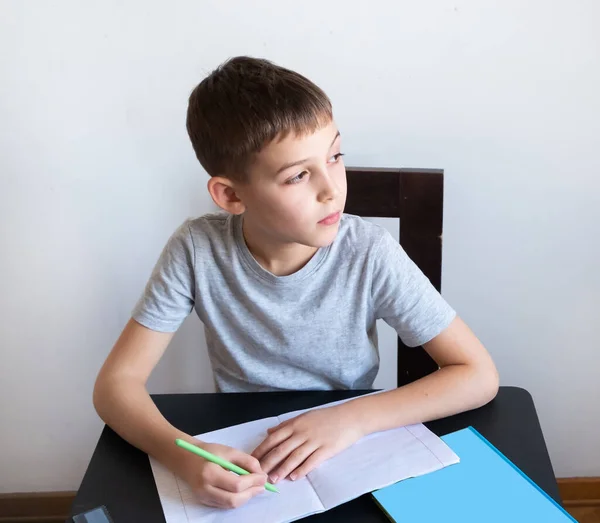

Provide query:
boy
left=93, top=56, right=499, bottom=510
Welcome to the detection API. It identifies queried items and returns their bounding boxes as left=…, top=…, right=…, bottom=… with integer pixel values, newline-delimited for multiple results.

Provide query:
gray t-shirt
left=132, top=212, right=455, bottom=392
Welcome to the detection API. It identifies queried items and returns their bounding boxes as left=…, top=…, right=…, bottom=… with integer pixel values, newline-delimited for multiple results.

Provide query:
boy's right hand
left=172, top=439, right=269, bottom=509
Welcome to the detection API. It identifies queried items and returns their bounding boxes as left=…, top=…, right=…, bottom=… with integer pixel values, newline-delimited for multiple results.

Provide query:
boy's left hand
left=250, top=404, right=365, bottom=483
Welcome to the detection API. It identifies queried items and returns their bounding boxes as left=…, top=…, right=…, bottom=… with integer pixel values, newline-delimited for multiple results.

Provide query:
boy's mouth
left=318, top=211, right=341, bottom=226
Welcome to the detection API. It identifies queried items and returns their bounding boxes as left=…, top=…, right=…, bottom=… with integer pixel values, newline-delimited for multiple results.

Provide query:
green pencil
left=174, top=438, right=279, bottom=493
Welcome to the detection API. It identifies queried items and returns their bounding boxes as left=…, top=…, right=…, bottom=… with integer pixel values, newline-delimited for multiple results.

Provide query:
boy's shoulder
left=156, top=212, right=236, bottom=265
left=187, top=210, right=232, bottom=230
left=169, top=211, right=233, bottom=242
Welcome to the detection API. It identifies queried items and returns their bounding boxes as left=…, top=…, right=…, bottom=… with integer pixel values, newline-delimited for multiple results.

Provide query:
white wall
left=1, top=0, right=598, bottom=492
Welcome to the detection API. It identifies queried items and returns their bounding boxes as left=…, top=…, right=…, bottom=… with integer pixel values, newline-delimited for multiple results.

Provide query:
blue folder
left=372, top=426, right=576, bottom=522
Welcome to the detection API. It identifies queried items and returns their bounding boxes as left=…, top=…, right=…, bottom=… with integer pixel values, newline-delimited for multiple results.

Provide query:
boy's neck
left=241, top=221, right=318, bottom=277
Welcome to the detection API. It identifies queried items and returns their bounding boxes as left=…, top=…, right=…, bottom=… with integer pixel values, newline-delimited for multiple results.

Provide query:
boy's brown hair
left=186, top=56, right=332, bottom=181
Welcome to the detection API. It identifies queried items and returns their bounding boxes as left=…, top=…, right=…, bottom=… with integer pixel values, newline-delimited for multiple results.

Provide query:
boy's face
left=236, top=120, right=347, bottom=250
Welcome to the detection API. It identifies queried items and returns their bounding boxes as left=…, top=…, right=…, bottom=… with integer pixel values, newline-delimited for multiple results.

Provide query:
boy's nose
left=316, top=171, right=340, bottom=202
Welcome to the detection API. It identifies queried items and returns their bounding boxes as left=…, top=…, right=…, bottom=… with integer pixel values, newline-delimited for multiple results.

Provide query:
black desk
left=71, top=387, right=561, bottom=522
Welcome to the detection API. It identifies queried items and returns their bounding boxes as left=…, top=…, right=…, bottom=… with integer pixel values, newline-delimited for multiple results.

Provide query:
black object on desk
left=71, top=387, right=562, bottom=522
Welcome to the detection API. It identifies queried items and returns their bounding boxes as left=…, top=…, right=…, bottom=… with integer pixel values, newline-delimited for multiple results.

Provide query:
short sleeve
left=371, top=230, right=456, bottom=347
left=131, top=221, right=196, bottom=332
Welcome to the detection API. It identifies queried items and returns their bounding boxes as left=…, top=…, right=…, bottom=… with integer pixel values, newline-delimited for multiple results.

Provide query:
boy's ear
left=207, top=177, right=246, bottom=215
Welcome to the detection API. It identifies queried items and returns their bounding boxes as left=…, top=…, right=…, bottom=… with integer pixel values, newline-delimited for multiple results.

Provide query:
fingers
left=288, top=447, right=330, bottom=481
left=252, top=425, right=294, bottom=461
left=198, top=464, right=267, bottom=509
left=270, top=441, right=319, bottom=482
left=203, top=483, right=266, bottom=509
left=211, top=468, right=267, bottom=493
left=266, top=418, right=291, bottom=434
left=228, top=450, right=265, bottom=475
left=258, top=435, right=307, bottom=478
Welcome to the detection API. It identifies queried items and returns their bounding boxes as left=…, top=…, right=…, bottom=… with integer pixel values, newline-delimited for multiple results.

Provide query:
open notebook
left=150, top=395, right=459, bottom=523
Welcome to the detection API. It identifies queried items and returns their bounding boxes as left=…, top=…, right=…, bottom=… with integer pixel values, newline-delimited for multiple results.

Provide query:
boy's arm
left=93, top=318, right=187, bottom=466
left=252, top=315, right=498, bottom=482
left=93, top=222, right=202, bottom=466
left=93, top=318, right=268, bottom=508
left=336, top=314, right=499, bottom=434
left=98, top=223, right=267, bottom=508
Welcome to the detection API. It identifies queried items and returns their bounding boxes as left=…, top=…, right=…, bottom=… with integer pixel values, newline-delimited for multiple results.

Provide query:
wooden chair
left=345, top=167, right=445, bottom=387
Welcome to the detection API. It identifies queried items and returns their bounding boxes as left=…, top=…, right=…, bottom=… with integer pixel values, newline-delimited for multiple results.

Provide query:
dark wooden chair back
left=345, top=167, right=444, bottom=387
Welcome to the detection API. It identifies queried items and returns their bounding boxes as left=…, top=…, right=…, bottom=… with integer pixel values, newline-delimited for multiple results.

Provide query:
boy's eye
left=328, top=152, right=345, bottom=164
left=285, top=171, right=308, bottom=185
left=284, top=154, right=344, bottom=185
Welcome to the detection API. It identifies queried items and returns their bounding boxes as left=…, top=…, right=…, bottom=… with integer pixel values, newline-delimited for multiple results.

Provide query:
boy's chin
left=302, top=229, right=340, bottom=249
